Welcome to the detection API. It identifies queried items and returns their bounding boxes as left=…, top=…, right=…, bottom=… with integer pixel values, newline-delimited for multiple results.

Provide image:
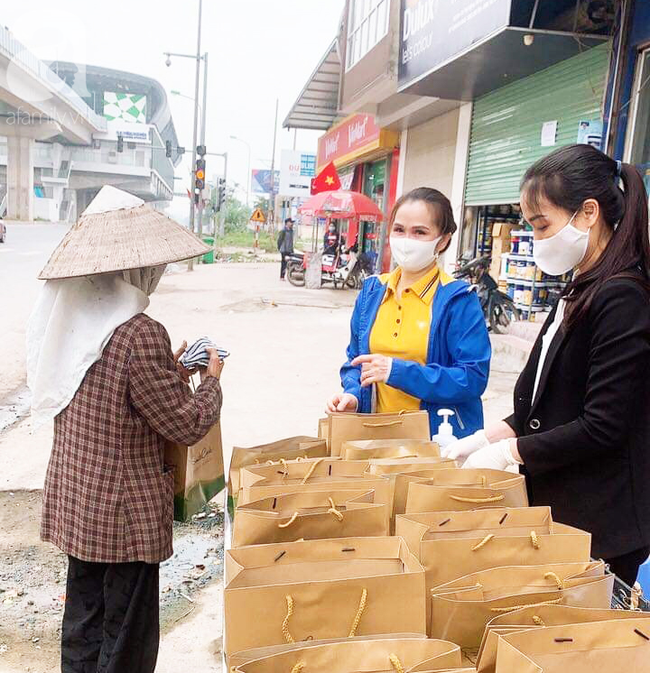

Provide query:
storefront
left=316, top=113, right=399, bottom=272
left=457, top=44, right=610, bottom=319
left=605, top=1, right=650, bottom=191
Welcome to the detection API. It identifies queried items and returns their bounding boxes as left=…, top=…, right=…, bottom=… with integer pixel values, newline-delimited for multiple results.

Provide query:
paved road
left=0, top=222, right=69, bottom=400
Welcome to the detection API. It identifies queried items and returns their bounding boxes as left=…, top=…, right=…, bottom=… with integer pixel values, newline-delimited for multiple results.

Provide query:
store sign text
left=317, top=113, right=382, bottom=168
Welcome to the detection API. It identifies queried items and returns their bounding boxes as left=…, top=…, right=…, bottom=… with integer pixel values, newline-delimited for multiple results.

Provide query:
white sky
left=2, top=0, right=344, bottom=216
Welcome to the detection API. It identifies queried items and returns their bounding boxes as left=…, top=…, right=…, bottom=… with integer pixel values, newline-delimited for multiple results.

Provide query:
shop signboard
left=279, top=150, right=317, bottom=197
left=316, top=114, right=383, bottom=171
left=398, top=0, right=511, bottom=90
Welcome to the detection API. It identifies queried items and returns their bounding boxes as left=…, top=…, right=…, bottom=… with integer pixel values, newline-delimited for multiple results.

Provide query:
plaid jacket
left=41, top=313, right=222, bottom=564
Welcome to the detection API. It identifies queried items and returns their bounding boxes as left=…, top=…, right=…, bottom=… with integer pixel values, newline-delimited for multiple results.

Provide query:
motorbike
left=287, top=245, right=373, bottom=290
left=454, top=255, right=521, bottom=333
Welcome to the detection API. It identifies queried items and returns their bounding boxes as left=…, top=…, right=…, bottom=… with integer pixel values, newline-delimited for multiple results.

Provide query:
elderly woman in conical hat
left=26, top=186, right=223, bottom=673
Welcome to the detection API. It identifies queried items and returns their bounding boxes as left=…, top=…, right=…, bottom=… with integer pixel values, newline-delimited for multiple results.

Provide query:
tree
left=223, top=188, right=251, bottom=233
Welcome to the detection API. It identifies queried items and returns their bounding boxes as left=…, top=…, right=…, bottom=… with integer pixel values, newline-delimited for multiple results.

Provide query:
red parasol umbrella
left=299, top=190, right=384, bottom=221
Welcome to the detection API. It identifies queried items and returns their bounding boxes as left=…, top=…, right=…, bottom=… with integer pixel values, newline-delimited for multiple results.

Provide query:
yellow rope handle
left=490, top=597, right=563, bottom=613
left=544, top=572, right=565, bottom=590
left=327, top=497, right=344, bottom=522
left=348, top=588, right=368, bottom=637
left=449, top=494, right=505, bottom=504
left=290, top=664, right=305, bottom=673
left=280, top=459, right=289, bottom=478
left=282, top=590, right=368, bottom=643
left=532, top=615, right=545, bottom=626
left=531, top=531, right=541, bottom=549
left=278, top=512, right=299, bottom=529
left=301, top=458, right=327, bottom=485
left=389, top=654, right=404, bottom=673
left=283, top=595, right=296, bottom=643
left=361, top=420, right=403, bottom=428
left=472, top=534, right=495, bottom=551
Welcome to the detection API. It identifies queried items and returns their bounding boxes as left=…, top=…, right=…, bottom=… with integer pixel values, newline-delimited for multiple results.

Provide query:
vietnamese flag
left=310, top=161, right=341, bottom=195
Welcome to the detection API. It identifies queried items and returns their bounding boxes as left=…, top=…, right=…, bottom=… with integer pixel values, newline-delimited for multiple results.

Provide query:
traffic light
left=117, top=134, right=124, bottom=153
left=165, top=140, right=172, bottom=158
left=216, top=178, right=226, bottom=211
left=195, top=158, right=206, bottom=190
left=196, top=145, right=207, bottom=157
left=176, top=145, right=185, bottom=158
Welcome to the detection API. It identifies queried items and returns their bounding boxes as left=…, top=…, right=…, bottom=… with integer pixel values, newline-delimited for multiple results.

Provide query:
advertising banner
left=279, top=150, right=317, bottom=197
left=398, top=0, right=511, bottom=89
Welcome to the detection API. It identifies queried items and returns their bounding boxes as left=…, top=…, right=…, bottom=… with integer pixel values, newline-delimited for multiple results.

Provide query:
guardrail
left=0, top=25, right=106, bottom=131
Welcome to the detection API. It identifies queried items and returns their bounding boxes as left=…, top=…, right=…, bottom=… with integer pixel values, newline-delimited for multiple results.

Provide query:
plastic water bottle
left=433, top=409, right=457, bottom=451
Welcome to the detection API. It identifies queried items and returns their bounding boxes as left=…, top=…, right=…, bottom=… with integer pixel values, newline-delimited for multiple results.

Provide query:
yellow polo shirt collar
left=382, top=265, right=441, bottom=306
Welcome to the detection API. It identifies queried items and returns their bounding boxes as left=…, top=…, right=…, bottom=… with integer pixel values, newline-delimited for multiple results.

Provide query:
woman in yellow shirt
left=326, top=187, right=491, bottom=439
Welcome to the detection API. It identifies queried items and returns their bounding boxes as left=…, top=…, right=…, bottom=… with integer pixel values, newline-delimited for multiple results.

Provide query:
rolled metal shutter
left=464, top=43, right=610, bottom=206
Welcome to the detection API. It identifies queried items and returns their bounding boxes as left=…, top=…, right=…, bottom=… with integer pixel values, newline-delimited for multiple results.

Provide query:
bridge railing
left=0, top=25, right=106, bottom=132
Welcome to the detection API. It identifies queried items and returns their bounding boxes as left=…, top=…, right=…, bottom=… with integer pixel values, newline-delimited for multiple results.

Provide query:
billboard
left=279, top=150, right=316, bottom=197
left=398, top=0, right=510, bottom=89
left=103, top=92, right=147, bottom=123
left=251, top=169, right=280, bottom=194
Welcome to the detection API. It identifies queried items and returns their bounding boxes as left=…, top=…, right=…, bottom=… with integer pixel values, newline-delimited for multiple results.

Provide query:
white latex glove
left=443, top=429, right=489, bottom=460
left=462, top=439, right=522, bottom=471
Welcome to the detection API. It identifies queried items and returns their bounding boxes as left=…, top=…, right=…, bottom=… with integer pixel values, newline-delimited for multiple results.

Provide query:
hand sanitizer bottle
left=433, top=408, right=456, bottom=451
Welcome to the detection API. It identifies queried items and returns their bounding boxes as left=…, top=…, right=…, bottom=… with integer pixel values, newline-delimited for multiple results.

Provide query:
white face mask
left=533, top=210, right=589, bottom=276
left=390, top=235, right=442, bottom=273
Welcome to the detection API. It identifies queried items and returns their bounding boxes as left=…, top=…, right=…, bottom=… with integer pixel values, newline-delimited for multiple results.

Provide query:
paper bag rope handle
left=301, top=458, right=327, bottom=484
left=289, top=653, right=402, bottom=673
left=362, top=420, right=403, bottom=428
left=472, top=531, right=542, bottom=552
left=283, top=589, right=368, bottom=643
left=490, top=597, right=563, bottom=613
left=450, top=494, right=505, bottom=504
left=278, top=498, right=344, bottom=528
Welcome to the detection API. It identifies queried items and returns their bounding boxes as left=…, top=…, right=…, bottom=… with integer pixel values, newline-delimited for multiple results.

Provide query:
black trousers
left=280, top=252, right=291, bottom=278
left=61, top=556, right=159, bottom=673
left=606, top=546, right=650, bottom=587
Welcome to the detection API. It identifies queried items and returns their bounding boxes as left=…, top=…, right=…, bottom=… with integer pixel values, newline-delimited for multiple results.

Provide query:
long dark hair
left=389, top=187, right=457, bottom=253
left=520, top=144, right=650, bottom=328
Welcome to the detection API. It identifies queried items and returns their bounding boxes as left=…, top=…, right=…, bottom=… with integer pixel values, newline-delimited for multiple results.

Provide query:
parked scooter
left=454, top=255, right=520, bottom=333
left=287, top=241, right=373, bottom=290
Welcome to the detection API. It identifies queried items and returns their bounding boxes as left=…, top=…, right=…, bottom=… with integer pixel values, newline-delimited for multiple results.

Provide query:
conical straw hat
left=39, top=186, right=210, bottom=280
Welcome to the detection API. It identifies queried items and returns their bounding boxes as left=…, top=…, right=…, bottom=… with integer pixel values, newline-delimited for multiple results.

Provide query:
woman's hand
left=351, top=354, right=393, bottom=388
left=462, top=439, right=522, bottom=470
left=443, top=429, right=489, bottom=460
left=173, top=340, right=194, bottom=383
left=200, top=348, right=225, bottom=382
left=326, top=393, right=359, bottom=414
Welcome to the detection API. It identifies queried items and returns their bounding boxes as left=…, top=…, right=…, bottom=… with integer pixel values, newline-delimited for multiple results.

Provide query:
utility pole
left=268, top=98, right=279, bottom=234
left=197, top=51, right=209, bottom=239
left=187, top=0, right=203, bottom=271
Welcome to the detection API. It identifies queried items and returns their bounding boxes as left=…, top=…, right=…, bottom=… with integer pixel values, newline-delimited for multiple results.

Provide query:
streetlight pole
left=163, top=0, right=203, bottom=271
left=269, top=98, right=279, bottom=234
left=230, top=136, right=251, bottom=207
left=197, top=51, right=208, bottom=239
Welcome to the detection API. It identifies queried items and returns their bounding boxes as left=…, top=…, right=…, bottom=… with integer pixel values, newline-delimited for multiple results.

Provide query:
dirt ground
left=0, top=258, right=518, bottom=672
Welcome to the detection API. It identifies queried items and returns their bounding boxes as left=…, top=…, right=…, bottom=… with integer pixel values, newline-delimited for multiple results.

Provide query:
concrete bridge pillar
left=6, top=135, right=34, bottom=221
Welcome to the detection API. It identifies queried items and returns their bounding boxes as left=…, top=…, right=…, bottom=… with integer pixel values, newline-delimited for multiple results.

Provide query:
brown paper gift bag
left=164, top=422, right=224, bottom=521
left=368, top=460, right=456, bottom=521
left=478, top=604, right=650, bottom=673
left=229, top=436, right=328, bottom=495
left=396, top=507, right=592, bottom=620
left=342, top=439, right=440, bottom=461
left=233, top=636, right=461, bottom=673
left=430, top=561, right=613, bottom=648
left=228, top=634, right=429, bottom=671
left=237, top=458, right=391, bottom=509
left=224, top=536, right=426, bottom=656
left=327, top=411, right=430, bottom=457
left=402, top=468, right=528, bottom=515
left=232, top=489, right=389, bottom=546
left=494, top=618, right=650, bottom=672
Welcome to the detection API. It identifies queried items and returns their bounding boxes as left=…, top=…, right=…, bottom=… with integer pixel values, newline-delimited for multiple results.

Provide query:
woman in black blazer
left=445, top=144, right=650, bottom=586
